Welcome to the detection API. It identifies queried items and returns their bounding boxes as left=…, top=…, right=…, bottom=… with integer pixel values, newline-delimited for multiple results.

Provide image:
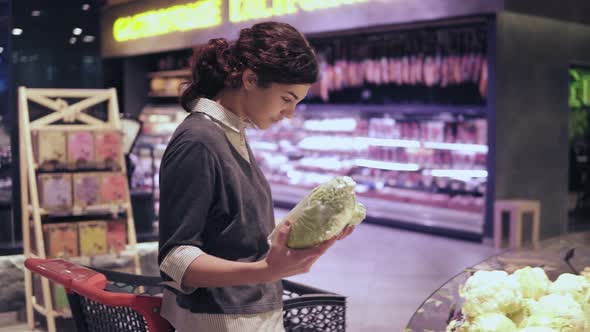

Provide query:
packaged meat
left=401, top=55, right=410, bottom=85
left=68, top=131, right=95, bottom=169
left=39, top=173, right=72, bottom=211
left=380, top=56, right=390, bottom=84
left=95, top=131, right=123, bottom=170
left=78, top=221, right=108, bottom=256
left=35, top=130, right=67, bottom=170
left=479, top=58, right=488, bottom=97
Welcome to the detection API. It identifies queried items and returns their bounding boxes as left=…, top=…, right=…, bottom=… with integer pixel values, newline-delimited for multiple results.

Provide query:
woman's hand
left=262, top=220, right=338, bottom=281
left=336, top=225, right=355, bottom=241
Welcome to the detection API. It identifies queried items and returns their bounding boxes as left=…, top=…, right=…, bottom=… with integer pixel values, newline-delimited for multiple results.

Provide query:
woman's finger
left=344, top=225, right=355, bottom=238
left=275, top=220, right=291, bottom=248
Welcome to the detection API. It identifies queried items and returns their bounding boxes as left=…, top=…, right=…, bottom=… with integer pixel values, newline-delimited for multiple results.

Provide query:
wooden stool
left=494, top=200, right=541, bottom=249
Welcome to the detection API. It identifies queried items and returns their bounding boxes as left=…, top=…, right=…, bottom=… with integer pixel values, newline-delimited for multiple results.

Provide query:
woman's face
left=242, top=70, right=311, bottom=130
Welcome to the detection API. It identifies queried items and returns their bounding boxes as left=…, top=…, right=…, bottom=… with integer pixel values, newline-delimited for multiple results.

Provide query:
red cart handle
left=25, top=258, right=173, bottom=332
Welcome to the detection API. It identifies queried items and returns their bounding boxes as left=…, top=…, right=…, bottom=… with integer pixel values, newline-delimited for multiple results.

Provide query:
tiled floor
left=286, top=222, right=499, bottom=332
left=0, top=222, right=499, bottom=332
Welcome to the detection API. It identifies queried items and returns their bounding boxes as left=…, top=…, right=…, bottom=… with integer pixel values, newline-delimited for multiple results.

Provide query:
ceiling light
left=82, top=4, right=91, bottom=11
left=0, top=47, right=4, bottom=54
left=69, top=37, right=77, bottom=44
left=73, top=28, right=82, bottom=35
left=31, top=10, right=41, bottom=16
left=82, top=35, right=95, bottom=43
left=12, top=28, right=23, bottom=36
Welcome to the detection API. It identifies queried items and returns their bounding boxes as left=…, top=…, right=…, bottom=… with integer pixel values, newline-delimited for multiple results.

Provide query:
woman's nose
left=282, top=108, right=295, bottom=119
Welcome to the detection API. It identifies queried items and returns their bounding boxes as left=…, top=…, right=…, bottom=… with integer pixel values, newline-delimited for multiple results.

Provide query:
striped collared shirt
left=159, top=98, right=284, bottom=332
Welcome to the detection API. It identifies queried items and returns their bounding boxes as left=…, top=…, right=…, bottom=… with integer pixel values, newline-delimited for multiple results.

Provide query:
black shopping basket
left=25, top=258, right=347, bottom=332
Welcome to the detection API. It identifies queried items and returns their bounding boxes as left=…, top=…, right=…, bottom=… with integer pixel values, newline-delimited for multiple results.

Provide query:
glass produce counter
left=405, top=232, right=590, bottom=331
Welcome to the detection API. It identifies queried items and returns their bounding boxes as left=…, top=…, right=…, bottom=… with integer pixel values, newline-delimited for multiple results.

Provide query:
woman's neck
left=213, top=89, right=247, bottom=120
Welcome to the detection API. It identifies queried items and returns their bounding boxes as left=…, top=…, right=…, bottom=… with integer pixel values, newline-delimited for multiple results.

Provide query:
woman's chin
left=257, top=121, right=273, bottom=130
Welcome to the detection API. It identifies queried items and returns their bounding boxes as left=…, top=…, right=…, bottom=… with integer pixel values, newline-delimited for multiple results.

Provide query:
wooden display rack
left=18, top=87, right=142, bottom=332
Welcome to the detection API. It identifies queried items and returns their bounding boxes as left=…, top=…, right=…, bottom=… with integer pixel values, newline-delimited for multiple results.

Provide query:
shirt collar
left=189, top=98, right=254, bottom=133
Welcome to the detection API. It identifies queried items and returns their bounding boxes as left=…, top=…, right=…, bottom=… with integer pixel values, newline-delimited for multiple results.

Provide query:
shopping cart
left=25, top=258, right=347, bottom=332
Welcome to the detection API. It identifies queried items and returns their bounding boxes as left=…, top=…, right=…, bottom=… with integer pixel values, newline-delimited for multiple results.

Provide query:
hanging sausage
left=423, top=30, right=439, bottom=87
left=401, top=34, right=411, bottom=85
left=380, top=36, right=390, bottom=85
left=333, top=40, right=345, bottom=91
left=440, top=30, right=450, bottom=88
left=451, top=30, right=463, bottom=85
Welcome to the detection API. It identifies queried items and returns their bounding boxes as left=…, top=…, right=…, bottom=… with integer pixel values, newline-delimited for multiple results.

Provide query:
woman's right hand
left=262, top=220, right=338, bottom=281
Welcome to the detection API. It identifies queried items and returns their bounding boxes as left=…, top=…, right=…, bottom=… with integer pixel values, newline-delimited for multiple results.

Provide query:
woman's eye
left=282, top=97, right=293, bottom=103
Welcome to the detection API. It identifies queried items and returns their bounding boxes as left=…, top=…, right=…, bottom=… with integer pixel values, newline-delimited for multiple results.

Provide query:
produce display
left=447, top=267, right=590, bottom=332
left=269, top=176, right=366, bottom=249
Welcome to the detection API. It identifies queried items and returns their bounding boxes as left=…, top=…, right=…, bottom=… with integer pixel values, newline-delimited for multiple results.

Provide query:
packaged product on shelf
left=67, top=131, right=95, bottom=169
left=35, top=130, right=67, bottom=170
left=43, top=223, right=79, bottom=258
left=107, top=220, right=127, bottom=254
left=99, top=173, right=128, bottom=204
left=73, top=173, right=101, bottom=209
left=95, top=131, right=122, bottom=170
left=150, top=77, right=166, bottom=92
left=474, top=119, right=487, bottom=145
left=38, top=173, right=72, bottom=211
left=78, top=221, right=108, bottom=256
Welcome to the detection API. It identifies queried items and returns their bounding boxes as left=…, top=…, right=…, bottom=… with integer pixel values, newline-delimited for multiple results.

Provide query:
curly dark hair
left=180, top=21, right=319, bottom=112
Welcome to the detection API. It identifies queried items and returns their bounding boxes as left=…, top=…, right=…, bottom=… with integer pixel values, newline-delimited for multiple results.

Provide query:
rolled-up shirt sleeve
left=158, top=140, right=217, bottom=293
left=160, top=245, right=206, bottom=294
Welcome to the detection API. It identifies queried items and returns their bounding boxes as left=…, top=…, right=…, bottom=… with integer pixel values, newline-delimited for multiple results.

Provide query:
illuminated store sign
left=570, top=68, right=590, bottom=109
left=229, top=0, right=370, bottom=23
left=113, top=0, right=370, bottom=42
left=113, top=0, right=223, bottom=42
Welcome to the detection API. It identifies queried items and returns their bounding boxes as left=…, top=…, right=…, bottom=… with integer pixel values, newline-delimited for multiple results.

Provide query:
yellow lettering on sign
left=229, top=0, right=370, bottom=23
left=113, top=0, right=223, bottom=42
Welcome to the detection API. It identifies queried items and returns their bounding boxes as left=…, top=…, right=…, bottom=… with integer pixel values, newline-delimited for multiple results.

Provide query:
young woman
left=158, top=21, right=355, bottom=332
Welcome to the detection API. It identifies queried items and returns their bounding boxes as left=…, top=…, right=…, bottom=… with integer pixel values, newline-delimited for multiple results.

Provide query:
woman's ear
left=242, top=68, right=258, bottom=91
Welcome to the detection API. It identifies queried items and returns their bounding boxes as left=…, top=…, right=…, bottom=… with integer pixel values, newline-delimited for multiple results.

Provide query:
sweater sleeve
left=158, top=141, right=217, bottom=284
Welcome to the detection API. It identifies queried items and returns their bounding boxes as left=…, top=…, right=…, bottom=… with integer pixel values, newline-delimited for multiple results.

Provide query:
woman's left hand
left=335, top=225, right=355, bottom=241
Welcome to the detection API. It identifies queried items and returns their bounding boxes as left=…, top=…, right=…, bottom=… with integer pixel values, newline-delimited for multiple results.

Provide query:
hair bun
left=180, top=38, right=234, bottom=111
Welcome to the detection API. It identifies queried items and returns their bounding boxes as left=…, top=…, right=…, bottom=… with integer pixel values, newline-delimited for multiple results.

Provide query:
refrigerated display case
left=130, top=104, right=186, bottom=217
left=247, top=104, right=488, bottom=236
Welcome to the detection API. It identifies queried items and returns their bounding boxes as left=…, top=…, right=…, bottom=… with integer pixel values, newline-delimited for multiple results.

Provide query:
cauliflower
left=524, top=294, right=587, bottom=332
left=509, top=299, right=537, bottom=327
left=520, top=314, right=584, bottom=332
left=582, top=267, right=590, bottom=282
left=517, top=328, right=559, bottom=332
left=469, top=313, right=517, bottom=332
left=459, top=270, right=524, bottom=318
left=548, top=273, right=590, bottom=305
left=511, top=267, right=551, bottom=300
left=269, top=176, right=366, bottom=249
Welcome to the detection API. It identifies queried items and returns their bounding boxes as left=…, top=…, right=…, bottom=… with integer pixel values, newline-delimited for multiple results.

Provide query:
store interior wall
left=503, top=0, right=590, bottom=27
left=494, top=11, right=590, bottom=239
left=7, top=0, right=103, bottom=247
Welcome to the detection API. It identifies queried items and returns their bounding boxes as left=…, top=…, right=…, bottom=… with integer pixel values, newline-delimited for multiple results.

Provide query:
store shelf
left=423, top=141, right=488, bottom=153
left=147, top=68, right=191, bottom=78
left=270, top=183, right=484, bottom=236
left=297, top=136, right=486, bottom=152
left=36, top=166, right=121, bottom=174
left=355, top=159, right=421, bottom=171
left=37, top=208, right=127, bottom=224
left=148, top=91, right=180, bottom=98
left=297, top=103, right=487, bottom=116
